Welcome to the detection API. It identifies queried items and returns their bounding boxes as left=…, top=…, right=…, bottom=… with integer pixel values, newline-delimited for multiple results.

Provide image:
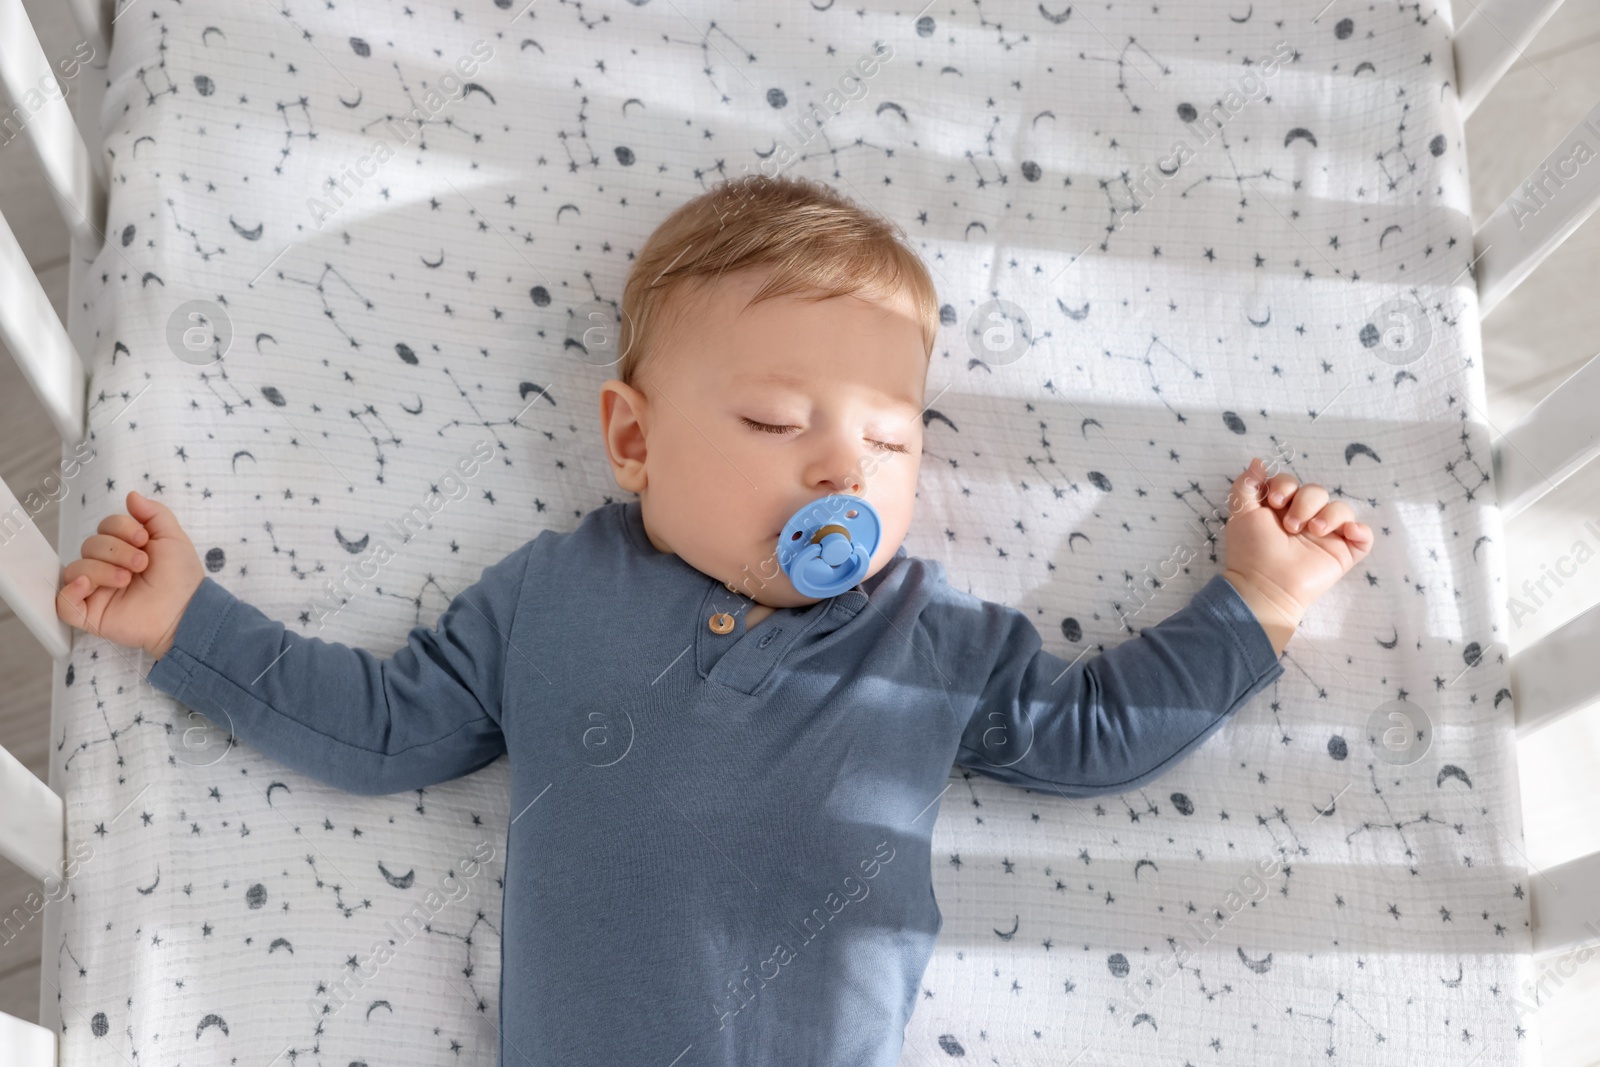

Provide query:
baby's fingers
left=63, top=557, right=131, bottom=592
left=97, top=511, right=150, bottom=548
left=81, top=532, right=149, bottom=573
left=56, top=575, right=92, bottom=627
left=55, top=568, right=118, bottom=631
left=1305, top=500, right=1354, bottom=536
left=1283, top=484, right=1328, bottom=533
left=1264, top=472, right=1299, bottom=508
left=1341, top=520, right=1374, bottom=549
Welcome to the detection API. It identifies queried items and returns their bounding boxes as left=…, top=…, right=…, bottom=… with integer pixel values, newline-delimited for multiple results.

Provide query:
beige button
left=709, top=612, right=736, bottom=635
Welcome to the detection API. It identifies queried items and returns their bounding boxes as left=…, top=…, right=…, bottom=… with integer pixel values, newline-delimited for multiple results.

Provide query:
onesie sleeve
left=922, top=564, right=1284, bottom=795
left=145, top=538, right=537, bottom=796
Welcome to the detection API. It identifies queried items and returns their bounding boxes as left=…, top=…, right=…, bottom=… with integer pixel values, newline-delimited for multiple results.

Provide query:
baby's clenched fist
left=56, top=490, right=204, bottom=660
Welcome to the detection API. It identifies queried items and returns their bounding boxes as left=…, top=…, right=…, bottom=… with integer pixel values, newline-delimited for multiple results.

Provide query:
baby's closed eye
left=740, top=417, right=911, bottom=454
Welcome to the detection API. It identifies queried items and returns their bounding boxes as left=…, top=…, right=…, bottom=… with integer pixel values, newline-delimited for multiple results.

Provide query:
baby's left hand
left=1222, top=457, right=1372, bottom=653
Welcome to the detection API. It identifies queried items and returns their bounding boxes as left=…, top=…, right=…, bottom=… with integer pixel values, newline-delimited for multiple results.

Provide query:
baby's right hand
left=56, top=490, right=205, bottom=660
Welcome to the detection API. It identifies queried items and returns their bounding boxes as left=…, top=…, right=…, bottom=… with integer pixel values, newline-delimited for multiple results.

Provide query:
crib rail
left=0, top=0, right=95, bottom=672
left=0, top=469, right=73, bottom=660
left=0, top=1011, right=55, bottom=1067
left=0, top=738, right=64, bottom=884
left=0, top=0, right=102, bottom=1054
left=1452, top=0, right=1568, bottom=119
left=1474, top=98, right=1600, bottom=317
left=0, top=208, right=85, bottom=445
left=62, top=0, right=109, bottom=75
left=1491, top=351, right=1600, bottom=520
left=1531, top=849, right=1600, bottom=957
left=1513, top=598, right=1600, bottom=738
left=0, top=0, right=106, bottom=247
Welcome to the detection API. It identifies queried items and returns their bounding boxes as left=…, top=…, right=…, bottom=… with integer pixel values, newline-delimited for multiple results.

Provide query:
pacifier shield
left=775, top=495, right=882, bottom=598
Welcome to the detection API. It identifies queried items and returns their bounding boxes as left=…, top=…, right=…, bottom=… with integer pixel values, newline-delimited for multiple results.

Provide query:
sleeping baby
left=56, top=174, right=1371, bottom=1066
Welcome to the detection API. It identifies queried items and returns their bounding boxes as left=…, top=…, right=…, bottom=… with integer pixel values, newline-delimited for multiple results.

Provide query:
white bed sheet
left=47, top=0, right=1539, bottom=1063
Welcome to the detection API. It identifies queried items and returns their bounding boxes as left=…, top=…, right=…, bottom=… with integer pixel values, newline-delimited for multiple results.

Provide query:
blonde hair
left=616, top=173, right=940, bottom=388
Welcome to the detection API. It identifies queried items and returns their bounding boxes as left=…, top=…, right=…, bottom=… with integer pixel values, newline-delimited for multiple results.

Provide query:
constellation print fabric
left=51, top=1, right=1535, bottom=1064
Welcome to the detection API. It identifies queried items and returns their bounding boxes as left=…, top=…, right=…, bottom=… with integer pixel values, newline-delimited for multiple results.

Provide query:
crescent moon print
left=1237, top=948, right=1272, bottom=974
left=334, top=528, right=370, bottom=553
left=378, top=861, right=416, bottom=888
left=57, top=3, right=1520, bottom=1065
left=1344, top=442, right=1382, bottom=464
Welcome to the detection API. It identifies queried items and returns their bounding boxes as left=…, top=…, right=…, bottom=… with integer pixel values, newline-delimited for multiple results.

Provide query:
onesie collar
left=619, top=499, right=888, bottom=693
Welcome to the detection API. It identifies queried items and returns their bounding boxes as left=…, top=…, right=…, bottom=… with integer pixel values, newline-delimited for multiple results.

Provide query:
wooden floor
left=3, top=1, right=1599, bottom=1061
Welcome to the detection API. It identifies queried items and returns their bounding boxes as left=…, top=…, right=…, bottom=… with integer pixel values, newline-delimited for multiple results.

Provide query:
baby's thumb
left=127, top=490, right=187, bottom=541
left=1228, top=457, right=1269, bottom=519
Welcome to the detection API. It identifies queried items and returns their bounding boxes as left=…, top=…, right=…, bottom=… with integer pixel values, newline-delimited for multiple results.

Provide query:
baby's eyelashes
left=741, top=417, right=794, bottom=435
left=740, top=417, right=911, bottom=454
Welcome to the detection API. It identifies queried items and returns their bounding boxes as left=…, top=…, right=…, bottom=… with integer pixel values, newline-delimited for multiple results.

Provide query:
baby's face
left=599, top=266, right=927, bottom=609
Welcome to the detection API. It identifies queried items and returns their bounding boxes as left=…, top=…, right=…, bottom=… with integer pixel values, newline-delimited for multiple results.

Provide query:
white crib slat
left=0, top=1010, right=55, bottom=1067
left=0, top=473, right=73, bottom=661
left=1473, top=98, right=1600, bottom=316
left=0, top=739, right=65, bottom=885
left=1512, top=599, right=1600, bottom=737
left=1531, top=848, right=1600, bottom=957
left=1452, top=0, right=1567, bottom=119
left=0, top=0, right=107, bottom=247
left=1491, top=351, right=1600, bottom=519
left=63, top=0, right=110, bottom=72
left=0, top=209, right=85, bottom=444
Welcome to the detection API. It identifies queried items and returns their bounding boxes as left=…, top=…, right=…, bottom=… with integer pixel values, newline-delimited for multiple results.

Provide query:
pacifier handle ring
left=810, top=523, right=850, bottom=545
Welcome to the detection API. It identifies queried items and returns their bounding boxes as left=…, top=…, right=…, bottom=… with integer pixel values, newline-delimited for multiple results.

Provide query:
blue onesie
left=146, top=498, right=1284, bottom=1066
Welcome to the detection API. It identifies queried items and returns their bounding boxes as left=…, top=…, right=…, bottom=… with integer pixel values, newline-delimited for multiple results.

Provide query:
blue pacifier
left=776, top=494, right=882, bottom=598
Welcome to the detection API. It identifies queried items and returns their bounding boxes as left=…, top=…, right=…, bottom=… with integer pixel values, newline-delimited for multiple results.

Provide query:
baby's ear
left=598, top=381, right=649, bottom=492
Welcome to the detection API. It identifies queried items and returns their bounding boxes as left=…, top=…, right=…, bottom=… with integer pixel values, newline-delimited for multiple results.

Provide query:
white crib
left=2, top=0, right=1599, bottom=1063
